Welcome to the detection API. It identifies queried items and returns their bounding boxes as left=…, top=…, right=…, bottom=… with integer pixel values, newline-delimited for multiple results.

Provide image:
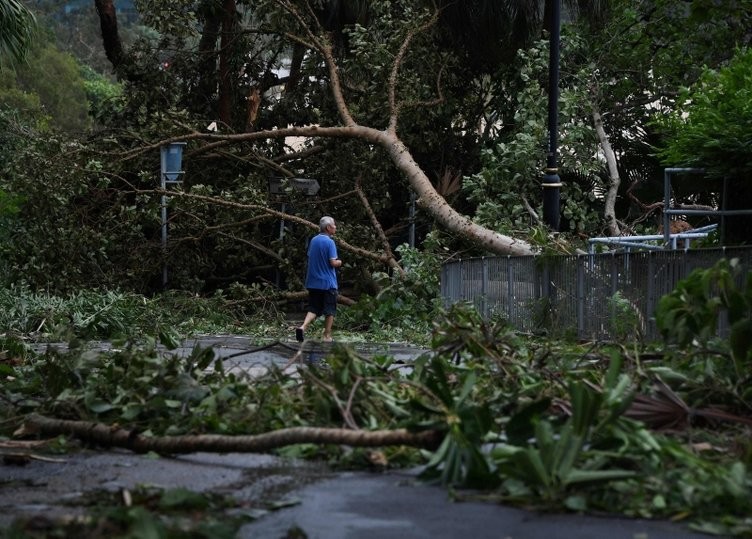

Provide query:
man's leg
left=297, top=311, right=317, bottom=341
left=321, top=288, right=338, bottom=341
left=301, top=311, right=317, bottom=330
left=322, top=315, right=334, bottom=342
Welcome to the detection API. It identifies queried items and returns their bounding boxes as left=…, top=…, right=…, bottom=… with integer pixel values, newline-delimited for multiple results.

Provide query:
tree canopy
left=1, top=0, right=751, bottom=294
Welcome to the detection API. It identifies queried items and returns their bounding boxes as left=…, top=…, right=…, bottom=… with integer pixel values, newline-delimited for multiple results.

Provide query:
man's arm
left=329, top=258, right=342, bottom=268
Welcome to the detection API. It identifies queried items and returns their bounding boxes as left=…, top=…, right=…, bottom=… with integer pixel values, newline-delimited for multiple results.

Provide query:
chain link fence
left=440, top=247, right=752, bottom=341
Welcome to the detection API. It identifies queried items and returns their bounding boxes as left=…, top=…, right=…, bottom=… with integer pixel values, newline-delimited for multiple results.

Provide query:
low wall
left=440, top=247, right=752, bottom=341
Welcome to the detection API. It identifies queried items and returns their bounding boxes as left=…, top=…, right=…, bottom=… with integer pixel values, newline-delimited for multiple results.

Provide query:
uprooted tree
left=122, top=1, right=533, bottom=253
left=94, top=0, right=536, bottom=279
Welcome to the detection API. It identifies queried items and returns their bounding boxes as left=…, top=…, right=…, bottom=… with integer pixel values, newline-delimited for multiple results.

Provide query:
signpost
left=268, top=177, right=320, bottom=287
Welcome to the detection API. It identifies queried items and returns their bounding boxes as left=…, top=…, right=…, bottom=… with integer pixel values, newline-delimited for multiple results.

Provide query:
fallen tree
left=104, top=0, right=536, bottom=257
left=23, top=414, right=443, bottom=454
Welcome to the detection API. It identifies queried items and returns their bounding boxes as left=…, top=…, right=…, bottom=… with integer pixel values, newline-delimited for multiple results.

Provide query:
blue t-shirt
left=305, top=233, right=338, bottom=290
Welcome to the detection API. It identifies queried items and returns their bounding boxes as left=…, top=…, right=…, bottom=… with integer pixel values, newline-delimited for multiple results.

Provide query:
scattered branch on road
left=23, top=414, right=443, bottom=454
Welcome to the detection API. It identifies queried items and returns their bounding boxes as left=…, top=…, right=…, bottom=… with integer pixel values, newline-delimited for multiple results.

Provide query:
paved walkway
left=2, top=449, right=711, bottom=539
left=240, top=467, right=711, bottom=539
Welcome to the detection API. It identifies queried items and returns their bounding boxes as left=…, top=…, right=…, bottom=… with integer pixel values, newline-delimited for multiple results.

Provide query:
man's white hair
left=319, top=216, right=335, bottom=231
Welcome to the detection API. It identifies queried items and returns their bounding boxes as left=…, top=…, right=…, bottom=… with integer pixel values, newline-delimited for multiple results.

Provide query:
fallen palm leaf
left=625, top=378, right=752, bottom=430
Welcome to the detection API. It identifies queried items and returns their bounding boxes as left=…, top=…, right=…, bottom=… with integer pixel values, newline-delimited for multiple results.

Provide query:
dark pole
left=542, top=0, right=561, bottom=231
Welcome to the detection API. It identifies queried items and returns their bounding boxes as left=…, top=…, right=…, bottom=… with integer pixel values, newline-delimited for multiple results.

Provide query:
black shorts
left=307, top=288, right=338, bottom=316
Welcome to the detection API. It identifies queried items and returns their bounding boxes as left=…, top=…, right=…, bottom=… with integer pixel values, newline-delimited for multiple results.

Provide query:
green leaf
left=564, top=495, right=587, bottom=511
left=158, top=487, right=210, bottom=510
left=729, top=318, right=752, bottom=370
left=564, top=468, right=637, bottom=485
left=506, top=398, right=551, bottom=446
left=87, top=400, right=115, bottom=413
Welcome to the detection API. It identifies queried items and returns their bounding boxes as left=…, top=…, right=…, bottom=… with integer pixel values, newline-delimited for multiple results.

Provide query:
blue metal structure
left=160, top=142, right=186, bottom=288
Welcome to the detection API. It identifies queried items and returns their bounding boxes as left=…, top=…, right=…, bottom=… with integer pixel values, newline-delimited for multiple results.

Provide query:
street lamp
left=160, top=142, right=186, bottom=288
left=542, top=0, right=561, bottom=231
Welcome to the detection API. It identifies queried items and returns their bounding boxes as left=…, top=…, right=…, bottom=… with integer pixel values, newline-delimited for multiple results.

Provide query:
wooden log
left=23, top=414, right=442, bottom=454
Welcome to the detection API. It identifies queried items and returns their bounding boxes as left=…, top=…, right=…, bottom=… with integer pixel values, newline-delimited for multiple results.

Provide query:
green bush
left=656, top=258, right=752, bottom=377
left=342, top=244, right=442, bottom=342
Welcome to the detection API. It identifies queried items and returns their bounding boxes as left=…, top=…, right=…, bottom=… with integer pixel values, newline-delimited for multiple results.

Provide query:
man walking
left=296, top=216, right=342, bottom=342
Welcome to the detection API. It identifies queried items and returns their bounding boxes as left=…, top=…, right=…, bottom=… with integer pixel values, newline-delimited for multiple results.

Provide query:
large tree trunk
left=593, top=107, right=621, bottom=237
left=380, top=134, right=535, bottom=256
left=24, top=414, right=442, bottom=454
left=195, top=6, right=222, bottom=115
left=285, top=43, right=306, bottom=93
left=217, top=0, right=237, bottom=126
left=94, top=0, right=125, bottom=71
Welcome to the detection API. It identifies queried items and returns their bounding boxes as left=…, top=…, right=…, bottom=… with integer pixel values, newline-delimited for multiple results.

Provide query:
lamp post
left=160, top=142, right=186, bottom=288
left=542, top=0, right=561, bottom=231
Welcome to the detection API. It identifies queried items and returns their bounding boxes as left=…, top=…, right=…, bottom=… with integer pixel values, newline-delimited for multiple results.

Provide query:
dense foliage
left=655, top=50, right=752, bottom=178
left=653, top=47, right=752, bottom=243
left=0, top=0, right=750, bottom=293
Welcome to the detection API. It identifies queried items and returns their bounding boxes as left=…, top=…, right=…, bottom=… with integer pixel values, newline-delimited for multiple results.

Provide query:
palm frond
left=0, top=0, right=37, bottom=65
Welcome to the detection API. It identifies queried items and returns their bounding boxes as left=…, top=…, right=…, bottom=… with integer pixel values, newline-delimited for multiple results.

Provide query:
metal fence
left=440, top=247, right=752, bottom=341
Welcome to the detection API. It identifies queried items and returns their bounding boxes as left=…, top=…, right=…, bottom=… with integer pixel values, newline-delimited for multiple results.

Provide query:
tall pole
left=542, top=0, right=561, bottom=231
left=160, top=142, right=186, bottom=289
left=161, top=173, right=168, bottom=288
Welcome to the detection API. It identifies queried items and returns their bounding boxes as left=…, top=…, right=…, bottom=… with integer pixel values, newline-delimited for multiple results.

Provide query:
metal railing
left=440, top=247, right=752, bottom=340
left=588, top=224, right=718, bottom=253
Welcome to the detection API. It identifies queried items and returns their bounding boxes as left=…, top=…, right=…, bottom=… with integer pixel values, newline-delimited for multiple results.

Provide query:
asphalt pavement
left=239, top=467, right=712, bottom=539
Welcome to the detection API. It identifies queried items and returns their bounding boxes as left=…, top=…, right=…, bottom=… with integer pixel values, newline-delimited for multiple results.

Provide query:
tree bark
left=379, top=134, right=534, bottom=256
left=24, top=414, right=442, bottom=454
left=593, top=106, right=621, bottom=237
left=195, top=7, right=222, bottom=114
left=217, top=0, right=237, bottom=126
left=285, top=43, right=306, bottom=93
left=94, top=0, right=125, bottom=71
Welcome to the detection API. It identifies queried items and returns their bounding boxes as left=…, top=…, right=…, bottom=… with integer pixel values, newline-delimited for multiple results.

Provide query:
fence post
left=577, top=254, right=585, bottom=339
left=507, top=255, right=513, bottom=323
left=458, top=259, right=463, bottom=301
left=440, top=263, right=448, bottom=308
left=647, top=252, right=655, bottom=338
left=481, top=257, right=488, bottom=318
